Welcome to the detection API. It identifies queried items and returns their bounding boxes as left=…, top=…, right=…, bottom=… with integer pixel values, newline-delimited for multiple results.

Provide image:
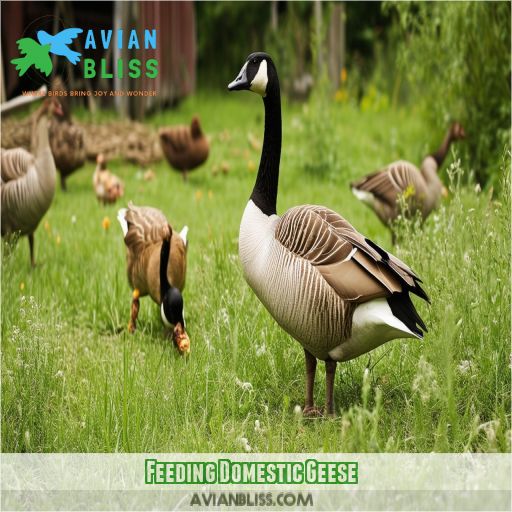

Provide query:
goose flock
left=1, top=52, right=466, bottom=416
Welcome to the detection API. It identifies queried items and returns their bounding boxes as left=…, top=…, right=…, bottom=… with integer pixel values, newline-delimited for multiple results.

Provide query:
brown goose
left=351, top=123, right=466, bottom=232
left=49, top=77, right=86, bottom=191
left=93, top=154, right=124, bottom=205
left=117, top=203, right=190, bottom=354
left=228, top=53, right=429, bottom=416
left=1, top=98, right=63, bottom=266
left=159, top=116, right=209, bottom=181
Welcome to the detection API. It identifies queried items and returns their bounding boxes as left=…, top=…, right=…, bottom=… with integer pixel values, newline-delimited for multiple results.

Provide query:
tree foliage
left=388, top=1, right=511, bottom=185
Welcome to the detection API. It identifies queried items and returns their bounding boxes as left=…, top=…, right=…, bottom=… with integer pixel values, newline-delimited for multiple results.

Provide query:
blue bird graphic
left=37, top=28, right=83, bottom=65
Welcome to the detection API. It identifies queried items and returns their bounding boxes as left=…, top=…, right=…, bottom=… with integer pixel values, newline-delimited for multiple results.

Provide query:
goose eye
left=252, top=58, right=257, bottom=64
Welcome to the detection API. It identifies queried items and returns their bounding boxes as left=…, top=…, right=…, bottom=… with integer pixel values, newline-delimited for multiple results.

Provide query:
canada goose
left=228, top=53, right=429, bottom=416
left=351, top=123, right=466, bottom=235
left=117, top=203, right=190, bottom=354
left=93, top=154, right=124, bottom=204
left=159, top=116, right=209, bottom=181
left=49, top=76, right=86, bottom=191
left=1, top=97, right=63, bottom=266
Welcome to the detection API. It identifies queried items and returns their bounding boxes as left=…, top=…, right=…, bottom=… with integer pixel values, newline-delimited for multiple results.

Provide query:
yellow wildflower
left=20, top=282, right=25, bottom=291
left=403, top=184, right=416, bottom=199
left=102, top=217, right=111, bottom=230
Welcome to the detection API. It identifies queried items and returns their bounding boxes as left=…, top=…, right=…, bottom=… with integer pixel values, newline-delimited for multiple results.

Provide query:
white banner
left=1, top=453, right=510, bottom=511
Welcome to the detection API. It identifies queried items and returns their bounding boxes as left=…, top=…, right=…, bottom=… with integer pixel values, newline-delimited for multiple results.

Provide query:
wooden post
left=314, top=0, right=323, bottom=77
left=271, top=1, right=278, bottom=32
left=328, top=2, right=346, bottom=90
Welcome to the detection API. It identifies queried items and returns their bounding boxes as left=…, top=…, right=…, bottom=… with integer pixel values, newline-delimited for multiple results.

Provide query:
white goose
left=228, top=53, right=429, bottom=416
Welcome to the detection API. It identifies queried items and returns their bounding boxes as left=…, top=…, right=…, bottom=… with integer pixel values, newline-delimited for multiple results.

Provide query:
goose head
left=450, top=122, right=466, bottom=141
left=44, top=97, right=64, bottom=118
left=228, top=52, right=275, bottom=97
left=161, top=287, right=190, bottom=355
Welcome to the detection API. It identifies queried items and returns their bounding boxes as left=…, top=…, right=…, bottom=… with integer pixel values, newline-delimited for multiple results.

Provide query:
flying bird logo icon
left=37, top=28, right=83, bottom=65
left=10, top=27, right=83, bottom=77
left=10, top=38, right=52, bottom=77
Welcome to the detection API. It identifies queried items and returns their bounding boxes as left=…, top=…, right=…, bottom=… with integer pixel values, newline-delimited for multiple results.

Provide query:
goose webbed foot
left=303, top=405, right=324, bottom=418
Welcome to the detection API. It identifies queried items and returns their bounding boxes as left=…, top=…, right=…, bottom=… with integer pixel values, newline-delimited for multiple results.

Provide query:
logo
left=11, top=27, right=158, bottom=79
left=11, top=28, right=83, bottom=77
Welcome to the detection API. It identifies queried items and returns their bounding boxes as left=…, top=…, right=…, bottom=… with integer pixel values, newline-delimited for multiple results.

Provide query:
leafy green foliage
left=388, top=1, right=511, bottom=186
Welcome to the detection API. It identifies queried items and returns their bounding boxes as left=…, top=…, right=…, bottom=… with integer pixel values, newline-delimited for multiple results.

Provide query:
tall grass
left=1, top=93, right=510, bottom=452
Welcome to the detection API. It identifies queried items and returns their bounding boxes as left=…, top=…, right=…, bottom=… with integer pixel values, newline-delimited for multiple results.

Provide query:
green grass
left=1, top=91, right=510, bottom=452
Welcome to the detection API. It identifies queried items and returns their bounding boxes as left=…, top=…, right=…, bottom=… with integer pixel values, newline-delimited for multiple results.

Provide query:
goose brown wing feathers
left=160, top=126, right=191, bottom=154
left=123, top=202, right=171, bottom=253
left=274, top=205, right=428, bottom=303
left=352, top=161, right=427, bottom=207
left=1, top=148, right=34, bottom=182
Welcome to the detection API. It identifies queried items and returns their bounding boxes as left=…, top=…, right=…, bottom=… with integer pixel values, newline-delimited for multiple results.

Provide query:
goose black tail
left=387, top=291, right=427, bottom=338
left=160, top=229, right=172, bottom=299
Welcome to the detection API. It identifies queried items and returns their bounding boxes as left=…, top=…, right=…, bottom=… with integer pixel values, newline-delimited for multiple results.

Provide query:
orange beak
left=172, top=322, right=190, bottom=355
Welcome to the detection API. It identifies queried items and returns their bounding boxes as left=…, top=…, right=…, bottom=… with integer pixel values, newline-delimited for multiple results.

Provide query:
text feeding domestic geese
left=228, top=52, right=429, bottom=416
left=117, top=203, right=190, bottom=354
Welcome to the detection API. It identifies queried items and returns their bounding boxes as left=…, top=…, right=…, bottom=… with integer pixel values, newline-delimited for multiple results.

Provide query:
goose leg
left=325, top=358, right=337, bottom=416
left=182, top=170, right=188, bottom=182
left=303, top=349, right=322, bottom=417
left=28, top=233, right=35, bottom=268
left=60, top=174, right=67, bottom=191
left=128, top=289, right=140, bottom=333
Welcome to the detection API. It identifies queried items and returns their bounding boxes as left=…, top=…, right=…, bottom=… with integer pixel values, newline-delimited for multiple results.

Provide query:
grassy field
left=1, top=92, right=510, bottom=452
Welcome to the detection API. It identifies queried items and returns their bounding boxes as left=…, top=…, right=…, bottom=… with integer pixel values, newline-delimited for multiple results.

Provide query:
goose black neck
left=160, top=235, right=171, bottom=300
left=431, top=129, right=453, bottom=168
left=251, top=79, right=281, bottom=216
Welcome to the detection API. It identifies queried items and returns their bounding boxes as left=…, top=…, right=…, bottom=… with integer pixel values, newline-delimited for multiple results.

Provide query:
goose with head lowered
left=228, top=53, right=429, bottom=416
left=351, top=122, right=465, bottom=241
left=117, top=203, right=190, bottom=354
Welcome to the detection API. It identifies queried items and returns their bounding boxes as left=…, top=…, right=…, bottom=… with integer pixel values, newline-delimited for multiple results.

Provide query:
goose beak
left=228, top=62, right=249, bottom=91
left=173, top=322, right=190, bottom=355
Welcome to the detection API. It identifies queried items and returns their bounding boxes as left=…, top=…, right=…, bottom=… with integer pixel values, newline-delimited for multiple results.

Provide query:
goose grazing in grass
left=1, top=97, right=63, bottom=267
left=228, top=52, right=429, bottom=416
left=351, top=122, right=466, bottom=238
left=117, top=203, right=190, bottom=354
left=159, top=116, right=209, bottom=181
left=49, top=76, right=86, bottom=191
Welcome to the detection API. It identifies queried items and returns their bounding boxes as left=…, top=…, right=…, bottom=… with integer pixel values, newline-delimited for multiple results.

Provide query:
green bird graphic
left=11, top=38, right=53, bottom=77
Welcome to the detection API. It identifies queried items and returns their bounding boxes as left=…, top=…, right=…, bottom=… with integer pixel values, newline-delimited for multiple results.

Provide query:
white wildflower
left=254, top=420, right=262, bottom=433
left=293, top=405, right=303, bottom=416
left=457, top=360, right=471, bottom=374
left=71, top=215, right=77, bottom=224
left=235, top=377, right=253, bottom=392
left=256, top=344, right=266, bottom=356
left=474, top=183, right=481, bottom=194
left=239, top=437, right=252, bottom=452
left=54, top=370, right=64, bottom=378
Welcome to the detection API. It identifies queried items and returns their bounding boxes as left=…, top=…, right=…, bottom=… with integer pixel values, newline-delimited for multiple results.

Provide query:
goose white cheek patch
left=250, top=60, right=268, bottom=97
